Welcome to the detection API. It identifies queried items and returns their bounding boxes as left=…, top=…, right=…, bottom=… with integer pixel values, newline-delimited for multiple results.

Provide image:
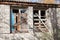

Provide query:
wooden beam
left=0, top=1, right=60, bottom=8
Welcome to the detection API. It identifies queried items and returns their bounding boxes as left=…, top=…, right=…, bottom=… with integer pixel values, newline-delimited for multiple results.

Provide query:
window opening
left=33, top=10, right=48, bottom=32
left=10, top=8, right=28, bottom=33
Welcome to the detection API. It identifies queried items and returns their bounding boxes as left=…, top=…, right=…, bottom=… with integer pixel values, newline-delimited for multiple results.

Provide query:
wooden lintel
left=0, top=1, right=60, bottom=8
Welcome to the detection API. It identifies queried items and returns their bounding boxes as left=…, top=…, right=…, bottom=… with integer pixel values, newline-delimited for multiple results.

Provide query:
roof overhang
left=0, top=1, right=60, bottom=8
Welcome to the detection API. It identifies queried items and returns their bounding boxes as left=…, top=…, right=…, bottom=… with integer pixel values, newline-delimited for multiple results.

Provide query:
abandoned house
left=0, top=0, right=60, bottom=40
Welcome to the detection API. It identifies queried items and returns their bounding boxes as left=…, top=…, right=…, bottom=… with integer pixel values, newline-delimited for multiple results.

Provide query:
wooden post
left=16, top=13, right=21, bottom=32
left=14, top=13, right=21, bottom=32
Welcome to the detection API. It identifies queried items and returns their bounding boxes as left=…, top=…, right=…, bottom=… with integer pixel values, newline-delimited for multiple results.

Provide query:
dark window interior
left=41, top=24, right=44, bottom=26
left=41, top=21, right=46, bottom=23
left=21, top=10, right=26, bottom=13
left=34, top=24, right=39, bottom=26
left=41, top=11, right=46, bottom=19
left=41, top=17, right=46, bottom=19
left=33, top=10, right=38, bottom=15
left=34, top=21, right=39, bottom=23
left=13, top=9, right=19, bottom=13
left=41, top=11, right=45, bottom=16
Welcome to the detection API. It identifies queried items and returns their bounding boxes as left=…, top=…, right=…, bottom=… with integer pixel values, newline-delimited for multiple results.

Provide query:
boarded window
left=10, top=8, right=28, bottom=33
left=33, top=10, right=48, bottom=32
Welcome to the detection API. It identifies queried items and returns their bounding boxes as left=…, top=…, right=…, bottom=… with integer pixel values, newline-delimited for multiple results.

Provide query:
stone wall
left=27, top=7, right=33, bottom=34
left=56, top=8, right=60, bottom=39
left=0, top=5, right=10, bottom=33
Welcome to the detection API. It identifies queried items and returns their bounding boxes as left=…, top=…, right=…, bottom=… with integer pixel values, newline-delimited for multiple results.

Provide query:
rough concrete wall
left=0, top=33, right=35, bottom=40
left=45, top=8, right=54, bottom=40
left=27, top=7, right=33, bottom=34
left=0, top=5, right=10, bottom=33
left=57, top=8, right=60, bottom=29
left=56, top=8, right=60, bottom=39
left=46, top=8, right=54, bottom=35
left=49, top=8, right=59, bottom=40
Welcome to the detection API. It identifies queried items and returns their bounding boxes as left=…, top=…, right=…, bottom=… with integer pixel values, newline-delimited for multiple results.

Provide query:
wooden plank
left=0, top=1, right=60, bottom=8
left=16, top=13, right=21, bottom=32
left=14, top=13, right=21, bottom=32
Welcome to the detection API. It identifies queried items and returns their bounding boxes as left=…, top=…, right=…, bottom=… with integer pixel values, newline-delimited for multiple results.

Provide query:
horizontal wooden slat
left=0, top=1, right=60, bottom=8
